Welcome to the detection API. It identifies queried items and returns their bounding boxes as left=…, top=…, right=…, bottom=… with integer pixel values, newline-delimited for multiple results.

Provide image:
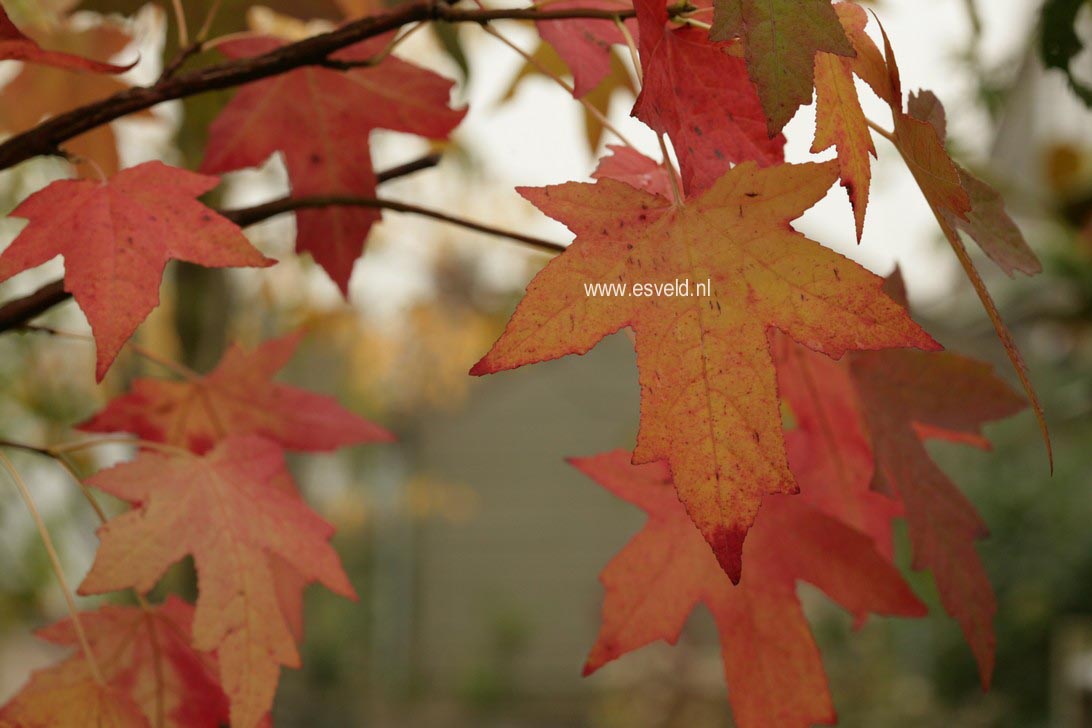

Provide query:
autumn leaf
left=0, top=2, right=134, bottom=72
left=872, top=23, right=1051, bottom=465
left=200, top=34, right=465, bottom=294
left=774, top=334, right=901, bottom=558
left=0, top=597, right=230, bottom=728
left=906, top=90, right=1042, bottom=277
left=472, top=155, right=939, bottom=582
left=80, top=332, right=394, bottom=454
left=78, top=436, right=357, bottom=728
left=591, top=144, right=673, bottom=199
left=534, top=0, right=636, bottom=98
left=573, top=450, right=925, bottom=728
left=709, top=0, right=854, bottom=135
left=0, top=19, right=150, bottom=177
left=0, top=661, right=147, bottom=728
left=851, top=338, right=1025, bottom=686
left=632, top=0, right=784, bottom=194
left=811, top=2, right=877, bottom=240
left=0, top=162, right=273, bottom=380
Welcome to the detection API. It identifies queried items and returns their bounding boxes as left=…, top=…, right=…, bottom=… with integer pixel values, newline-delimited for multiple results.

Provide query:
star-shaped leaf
left=0, top=162, right=274, bottom=380
left=201, top=34, right=465, bottom=294
left=851, top=316, right=1026, bottom=686
left=80, top=332, right=393, bottom=454
left=79, top=436, right=356, bottom=728
left=472, top=156, right=938, bottom=581
left=0, top=597, right=231, bottom=728
left=574, top=450, right=924, bottom=728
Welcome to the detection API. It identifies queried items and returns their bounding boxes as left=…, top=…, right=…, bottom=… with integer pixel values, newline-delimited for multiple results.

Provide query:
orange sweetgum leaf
left=78, top=436, right=357, bottom=728
left=906, top=90, right=1042, bottom=277
left=812, top=2, right=877, bottom=241
left=472, top=155, right=939, bottom=582
left=200, top=35, right=465, bottom=294
left=0, top=3, right=134, bottom=72
left=633, top=0, right=784, bottom=194
left=709, top=0, right=854, bottom=135
left=4, top=597, right=231, bottom=727
left=574, top=450, right=924, bottom=728
left=0, top=162, right=273, bottom=381
left=79, top=332, right=394, bottom=454
left=0, top=661, right=147, bottom=728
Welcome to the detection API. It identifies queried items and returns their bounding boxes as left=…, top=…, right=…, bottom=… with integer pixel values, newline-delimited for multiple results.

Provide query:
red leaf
left=632, top=0, right=784, bottom=195
left=851, top=345, right=1024, bottom=687
left=535, top=0, right=636, bottom=98
left=774, top=335, right=901, bottom=560
left=0, top=597, right=227, bottom=728
left=811, top=2, right=877, bottom=240
left=0, top=162, right=273, bottom=380
left=0, top=4, right=135, bottom=73
left=40, top=597, right=229, bottom=727
left=574, top=450, right=924, bottom=728
left=200, top=35, right=465, bottom=294
left=78, top=436, right=356, bottom=728
left=591, top=144, right=673, bottom=199
left=80, top=332, right=394, bottom=454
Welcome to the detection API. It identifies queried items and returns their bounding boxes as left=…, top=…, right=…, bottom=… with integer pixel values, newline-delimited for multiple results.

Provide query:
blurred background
left=0, top=0, right=1091, bottom=725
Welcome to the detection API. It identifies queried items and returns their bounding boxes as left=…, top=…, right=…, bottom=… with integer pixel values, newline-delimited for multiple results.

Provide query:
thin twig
left=51, top=437, right=194, bottom=457
left=865, top=117, right=896, bottom=144
left=51, top=452, right=109, bottom=524
left=482, top=23, right=639, bottom=151
left=321, top=22, right=424, bottom=70
left=170, top=0, right=189, bottom=48
left=615, top=17, right=641, bottom=84
left=0, top=439, right=53, bottom=457
left=20, top=324, right=200, bottom=380
left=223, top=195, right=567, bottom=254
left=657, top=134, right=683, bottom=206
left=196, top=0, right=225, bottom=43
left=0, top=452, right=105, bottom=685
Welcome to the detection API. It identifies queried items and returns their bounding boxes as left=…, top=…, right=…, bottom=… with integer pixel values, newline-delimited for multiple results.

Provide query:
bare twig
left=0, top=452, right=104, bottom=685
left=222, top=195, right=566, bottom=254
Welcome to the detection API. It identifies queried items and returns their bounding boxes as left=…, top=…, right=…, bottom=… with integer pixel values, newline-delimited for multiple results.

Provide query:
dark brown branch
left=0, top=154, right=444, bottom=333
left=222, top=195, right=566, bottom=254
left=0, top=280, right=70, bottom=333
left=0, top=2, right=639, bottom=171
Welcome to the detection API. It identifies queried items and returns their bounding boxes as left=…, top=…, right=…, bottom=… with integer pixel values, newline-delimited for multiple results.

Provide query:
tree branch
left=222, top=195, right=566, bottom=253
left=0, top=280, right=69, bottom=333
left=0, top=2, right=639, bottom=171
left=0, top=154, right=444, bottom=333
